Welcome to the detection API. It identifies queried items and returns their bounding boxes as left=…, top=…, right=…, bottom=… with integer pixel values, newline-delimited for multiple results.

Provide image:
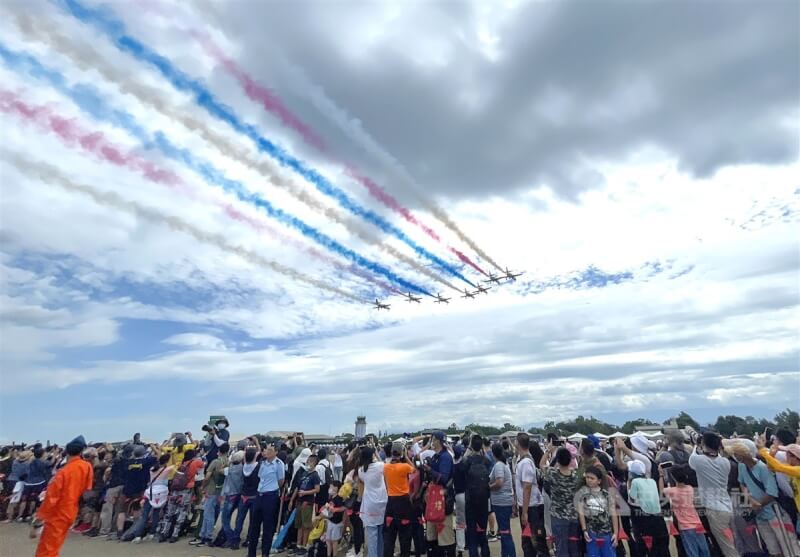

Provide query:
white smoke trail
left=4, top=151, right=367, bottom=303
left=8, top=8, right=459, bottom=291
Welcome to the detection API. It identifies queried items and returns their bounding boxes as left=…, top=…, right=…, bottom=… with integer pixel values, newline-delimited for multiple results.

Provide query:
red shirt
left=185, top=459, right=204, bottom=489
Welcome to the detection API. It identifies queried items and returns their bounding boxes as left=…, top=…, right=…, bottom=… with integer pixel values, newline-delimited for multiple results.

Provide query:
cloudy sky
left=0, top=0, right=798, bottom=444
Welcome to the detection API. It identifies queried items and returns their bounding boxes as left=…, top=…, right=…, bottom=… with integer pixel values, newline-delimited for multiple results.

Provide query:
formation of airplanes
left=370, top=268, right=524, bottom=310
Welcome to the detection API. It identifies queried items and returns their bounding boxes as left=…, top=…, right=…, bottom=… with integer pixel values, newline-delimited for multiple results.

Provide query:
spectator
left=626, top=459, right=669, bottom=557
left=541, top=446, right=579, bottom=557
left=576, top=466, right=618, bottom=557
left=158, top=447, right=202, bottom=542
left=515, top=433, right=547, bottom=557
left=290, top=452, right=321, bottom=554
left=423, top=431, right=456, bottom=557
left=113, top=444, right=158, bottom=540
left=757, top=436, right=800, bottom=521
left=489, top=443, right=515, bottom=557
left=3, top=449, right=31, bottom=523
left=234, top=446, right=261, bottom=550
left=220, top=449, right=245, bottom=549
left=357, top=446, right=387, bottom=557
left=248, top=443, right=285, bottom=557
left=689, top=432, right=738, bottom=557
left=21, top=447, right=51, bottom=521
left=193, top=441, right=229, bottom=547
left=383, top=442, right=415, bottom=557
left=453, top=444, right=467, bottom=557
left=463, top=435, right=491, bottom=557
left=121, top=453, right=173, bottom=543
left=663, top=465, right=709, bottom=557
left=324, top=481, right=346, bottom=557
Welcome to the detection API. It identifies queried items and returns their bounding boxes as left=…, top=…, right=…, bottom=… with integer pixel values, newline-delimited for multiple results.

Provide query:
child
left=626, top=459, right=669, bottom=557
left=322, top=481, right=345, bottom=557
left=662, top=465, right=709, bottom=557
left=576, top=466, right=618, bottom=557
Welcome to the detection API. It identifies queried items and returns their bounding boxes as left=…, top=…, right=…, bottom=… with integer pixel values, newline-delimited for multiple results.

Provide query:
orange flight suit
left=35, top=457, right=93, bottom=557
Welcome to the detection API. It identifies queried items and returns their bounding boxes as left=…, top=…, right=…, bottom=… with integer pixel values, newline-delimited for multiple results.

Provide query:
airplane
left=461, top=288, right=477, bottom=299
left=475, top=284, right=491, bottom=294
left=484, top=273, right=504, bottom=285
left=403, top=292, right=422, bottom=303
left=502, top=267, right=524, bottom=281
left=433, top=293, right=451, bottom=304
left=372, top=299, right=390, bottom=310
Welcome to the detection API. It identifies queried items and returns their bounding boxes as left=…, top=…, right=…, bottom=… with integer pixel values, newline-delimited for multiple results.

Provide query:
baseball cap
left=432, top=431, right=446, bottom=443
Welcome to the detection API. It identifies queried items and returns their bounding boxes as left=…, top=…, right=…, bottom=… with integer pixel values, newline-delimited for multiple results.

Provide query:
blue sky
left=0, top=0, right=798, bottom=444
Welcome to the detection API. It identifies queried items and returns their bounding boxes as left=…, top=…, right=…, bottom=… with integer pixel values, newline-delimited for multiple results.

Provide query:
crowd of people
left=1, top=419, right=799, bottom=557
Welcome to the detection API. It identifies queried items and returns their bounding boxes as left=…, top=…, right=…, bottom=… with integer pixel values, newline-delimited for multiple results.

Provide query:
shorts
left=295, top=503, right=314, bottom=530
left=22, top=483, right=46, bottom=503
left=426, top=513, right=455, bottom=546
left=756, top=519, right=791, bottom=556
left=115, top=492, right=143, bottom=514
left=326, top=520, right=344, bottom=541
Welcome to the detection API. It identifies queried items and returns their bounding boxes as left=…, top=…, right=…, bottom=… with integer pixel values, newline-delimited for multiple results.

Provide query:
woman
left=576, top=466, right=619, bottom=557
left=541, top=447, right=580, bottom=557
left=3, top=450, right=32, bottom=523
left=489, top=444, right=515, bottom=557
left=122, top=453, right=173, bottom=542
left=357, top=446, right=387, bottom=557
left=220, top=450, right=245, bottom=549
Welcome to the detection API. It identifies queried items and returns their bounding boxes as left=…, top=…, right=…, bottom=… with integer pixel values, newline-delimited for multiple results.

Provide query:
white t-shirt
left=514, top=456, right=542, bottom=507
left=334, top=453, right=343, bottom=468
left=411, top=442, right=422, bottom=457
left=316, top=461, right=330, bottom=485
left=359, top=462, right=388, bottom=527
left=419, top=449, right=435, bottom=462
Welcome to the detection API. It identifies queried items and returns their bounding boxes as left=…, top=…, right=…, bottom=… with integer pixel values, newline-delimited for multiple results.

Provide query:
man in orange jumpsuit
left=35, top=435, right=93, bottom=557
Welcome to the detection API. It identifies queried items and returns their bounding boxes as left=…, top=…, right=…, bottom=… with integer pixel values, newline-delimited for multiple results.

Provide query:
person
left=324, top=481, right=346, bottom=557
left=663, top=465, right=709, bottom=557
left=659, top=431, right=696, bottom=487
left=333, top=449, right=344, bottom=482
left=772, top=429, right=800, bottom=527
left=383, top=442, right=415, bottom=557
left=162, top=432, right=195, bottom=480
left=316, top=447, right=333, bottom=509
left=220, top=449, right=245, bottom=549
left=357, top=446, right=387, bottom=557
left=575, top=466, right=618, bottom=557
left=482, top=437, right=498, bottom=540
left=21, top=447, right=51, bottom=521
left=757, top=437, right=800, bottom=521
left=204, top=418, right=231, bottom=469
left=234, top=446, right=262, bottom=550
left=158, top=447, right=203, bottom=542
left=727, top=439, right=798, bottom=557
left=423, top=431, right=456, bottom=557
left=113, top=443, right=158, bottom=540
left=194, top=441, right=229, bottom=547
left=121, top=453, right=173, bottom=542
left=453, top=444, right=467, bottom=557
left=34, top=435, right=94, bottom=557
left=97, top=448, right=125, bottom=537
left=3, top=449, right=31, bottom=523
left=626, top=459, right=669, bottom=557
left=515, top=433, right=547, bottom=557
left=489, top=443, right=515, bottom=557
left=541, top=446, right=579, bottom=557
left=249, top=443, right=286, bottom=557
left=463, top=435, right=491, bottom=557
left=688, top=432, right=738, bottom=557
left=291, top=452, right=322, bottom=554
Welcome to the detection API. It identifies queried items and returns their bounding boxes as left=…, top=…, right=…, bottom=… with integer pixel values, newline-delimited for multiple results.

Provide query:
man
left=515, top=433, right=547, bottom=557
left=98, top=447, right=125, bottom=536
left=162, top=432, right=196, bottom=479
left=290, top=452, right=320, bottom=555
left=194, top=442, right=229, bottom=546
left=159, top=448, right=203, bottom=542
left=688, top=432, right=738, bottom=557
left=315, top=447, right=333, bottom=509
left=248, top=443, right=287, bottom=557
left=422, top=431, right=456, bottom=557
left=452, top=445, right=467, bottom=557
left=113, top=444, right=158, bottom=540
left=205, top=419, right=231, bottom=468
left=773, top=428, right=799, bottom=527
left=35, top=435, right=93, bottom=557
left=462, top=435, right=491, bottom=557
left=384, top=442, right=415, bottom=557
left=658, top=430, right=696, bottom=487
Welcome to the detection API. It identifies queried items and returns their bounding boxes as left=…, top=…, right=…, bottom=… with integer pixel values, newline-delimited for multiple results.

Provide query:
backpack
left=321, top=461, right=334, bottom=486
left=465, top=455, right=490, bottom=503
left=171, top=461, right=191, bottom=492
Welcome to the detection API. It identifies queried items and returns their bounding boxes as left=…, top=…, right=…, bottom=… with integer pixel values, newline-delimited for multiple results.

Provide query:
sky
left=0, top=0, right=798, bottom=445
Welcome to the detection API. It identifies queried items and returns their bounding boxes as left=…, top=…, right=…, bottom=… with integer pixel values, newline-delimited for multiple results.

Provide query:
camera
left=201, top=424, right=215, bottom=433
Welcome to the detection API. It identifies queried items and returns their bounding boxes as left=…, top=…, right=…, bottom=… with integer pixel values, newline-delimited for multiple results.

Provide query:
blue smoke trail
left=57, top=0, right=476, bottom=288
left=0, top=42, right=431, bottom=296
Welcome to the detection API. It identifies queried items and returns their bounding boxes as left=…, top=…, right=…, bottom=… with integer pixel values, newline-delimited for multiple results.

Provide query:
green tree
left=502, top=422, right=522, bottom=433
left=713, top=415, right=755, bottom=437
left=446, top=423, right=461, bottom=434
left=774, top=409, right=800, bottom=432
left=621, top=418, right=657, bottom=434
left=667, top=411, right=700, bottom=429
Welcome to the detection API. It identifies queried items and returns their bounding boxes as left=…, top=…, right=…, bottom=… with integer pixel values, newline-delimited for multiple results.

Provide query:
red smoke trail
left=0, top=90, right=397, bottom=295
left=191, top=32, right=488, bottom=276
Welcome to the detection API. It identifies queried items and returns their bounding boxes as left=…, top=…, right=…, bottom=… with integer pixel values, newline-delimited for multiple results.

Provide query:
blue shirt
left=258, top=457, right=285, bottom=493
left=738, top=461, right=778, bottom=521
left=430, top=449, right=454, bottom=486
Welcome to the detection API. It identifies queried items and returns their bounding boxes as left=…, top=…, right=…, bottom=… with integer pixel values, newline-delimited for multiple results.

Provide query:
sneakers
left=196, top=538, right=210, bottom=547
left=145, top=534, right=155, bottom=541
left=188, top=538, right=202, bottom=545
left=83, top=527, right=99, bottom=537
left=132, top=536, right=142, bottom=544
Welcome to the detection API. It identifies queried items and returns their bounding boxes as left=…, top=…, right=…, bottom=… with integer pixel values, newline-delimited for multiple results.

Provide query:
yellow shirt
left=758, top=448, right=800, bottom=512
left=162, top=444, right=196, bottom=479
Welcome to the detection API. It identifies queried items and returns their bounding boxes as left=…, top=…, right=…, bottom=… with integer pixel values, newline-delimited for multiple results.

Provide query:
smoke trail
left=0, top=42, right=431, bottom=295
left=58, top=0, right=476, bottom=287
left=4, top=152, right=367, bottom=303
left=6, top=11, right=458, bottom=291
left=194, top=31, right=487, bottom=277
left=0, top=89, right=399, bottom=296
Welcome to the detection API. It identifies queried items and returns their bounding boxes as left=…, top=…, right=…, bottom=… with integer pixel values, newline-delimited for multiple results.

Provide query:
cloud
left=163, top=332, right=227, bottom=351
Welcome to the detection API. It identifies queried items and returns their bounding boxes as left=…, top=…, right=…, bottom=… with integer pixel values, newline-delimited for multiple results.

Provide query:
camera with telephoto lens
left=201, top=424, right=216, bottom=433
